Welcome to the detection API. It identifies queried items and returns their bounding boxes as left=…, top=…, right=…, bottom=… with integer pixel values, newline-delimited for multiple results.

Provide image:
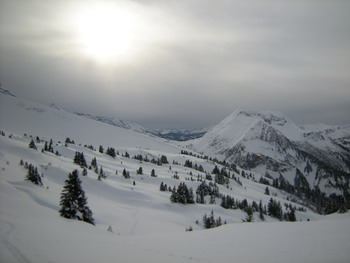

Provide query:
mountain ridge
left=190, top=109, right=350, bottom=204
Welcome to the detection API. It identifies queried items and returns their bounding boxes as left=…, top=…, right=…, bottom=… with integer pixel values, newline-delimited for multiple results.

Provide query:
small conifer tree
left=29, top=139, right=37, bottom=150
left=59, top=170, right=94, bottom=225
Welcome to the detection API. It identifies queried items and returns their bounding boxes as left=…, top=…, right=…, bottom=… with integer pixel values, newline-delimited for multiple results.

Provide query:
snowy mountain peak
left=191, top=108, right=350, bottom=195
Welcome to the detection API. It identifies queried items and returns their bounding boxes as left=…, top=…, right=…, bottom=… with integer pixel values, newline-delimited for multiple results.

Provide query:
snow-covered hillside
left=0, top=93, right=178, bottom=153
left=190, top=109, right=350, bottom=210
left=1, top=93, right=349, bottom=262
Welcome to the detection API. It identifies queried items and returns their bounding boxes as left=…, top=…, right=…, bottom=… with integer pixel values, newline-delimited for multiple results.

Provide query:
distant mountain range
left=74, top=112, right=208, bottom=141
left=74, top=112, right=149, bottom=135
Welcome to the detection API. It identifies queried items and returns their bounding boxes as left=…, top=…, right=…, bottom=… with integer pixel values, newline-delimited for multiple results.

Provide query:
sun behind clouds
left=69, top=2, right=143, bottom=64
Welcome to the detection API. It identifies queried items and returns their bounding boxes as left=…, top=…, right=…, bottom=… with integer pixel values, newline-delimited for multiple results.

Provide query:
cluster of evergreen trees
left=219, top=194, right=297, bottom=222
left=21, top=161, right=43, bottom=186
left=73, top=152, right=87, bottom=167
left=65, top=137, right=75, bottom=145
left=258, top=169, right=350, bottom=214
left=211, top=165, right=230, bottom=186
left=133, top=154, right=169, bottom=166
left=159, top=182, right=172, bottom=191
left=43, top=139, right=54, bottom=153
left=105, top=147, right=117, bottom=158
left=202, top=210, right=224, bottom=229
left=122, top=169, right=130, bottom=179
left=170, top=182, right=195, bottom=204
left=196, top=181, right=220, bottom=204
left=180, top=150, right=209, bottom=160
left=267, top=198, right=296, bottom=221
left=59, top=169, right=94, bottom=225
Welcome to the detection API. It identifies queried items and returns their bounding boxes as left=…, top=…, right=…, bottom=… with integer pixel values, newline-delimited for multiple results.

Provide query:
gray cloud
left=1, top=0, right=349, bottom=128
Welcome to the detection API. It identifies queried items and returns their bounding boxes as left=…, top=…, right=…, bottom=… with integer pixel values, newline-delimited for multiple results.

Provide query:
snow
left=1, top=94, right=349, bottom=262
left=0, top=131, right=347, bottom=263
left=0, top=93, right=179, bottom=153
left=190, top=108, right=350, bottom=189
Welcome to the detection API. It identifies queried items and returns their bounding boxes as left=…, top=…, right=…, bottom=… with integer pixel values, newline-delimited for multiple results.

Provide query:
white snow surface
left=0, top=93, right=178, bottom=153
left=0, top=94, right=349, bottom=262
left=1, top=132, right=349, bottom=263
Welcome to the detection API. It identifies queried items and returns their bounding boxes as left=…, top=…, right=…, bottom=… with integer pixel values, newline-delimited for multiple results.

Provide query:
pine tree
left=151, top=169, right=156, bottom=177
left=91, top=157, right=97, bottom=168
left=288, top=208, right=297, bottom=221
left=99, top=145, right=104, bottom=153
left=259, top=200, right=265, bottom=221
left=170, top=186, right=178, bottom=203
left=243, top=206, right=254, bottom=222
left=122, top=169, right=130, bottom=179
left=48, top=139, right=54, bottom=153
left=28, top=139, right=37, bottom=150
left=98, top=166, right=106, bottom=180
left=44, top=141, right=48, bottom=151
left=59, top=170, right=94, bottom=225
left=264, top=186, right=270, bottom=195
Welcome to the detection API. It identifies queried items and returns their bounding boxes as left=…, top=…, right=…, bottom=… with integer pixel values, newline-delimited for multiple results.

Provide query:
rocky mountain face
left=190, top=109, right=350, bottom=212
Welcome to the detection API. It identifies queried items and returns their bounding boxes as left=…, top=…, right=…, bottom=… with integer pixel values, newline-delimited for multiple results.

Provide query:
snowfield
left=1, top=93, right=350, bottom=262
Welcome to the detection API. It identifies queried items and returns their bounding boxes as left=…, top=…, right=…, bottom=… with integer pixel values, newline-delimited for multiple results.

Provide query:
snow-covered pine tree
left=59, top=169, right=94, bottom=225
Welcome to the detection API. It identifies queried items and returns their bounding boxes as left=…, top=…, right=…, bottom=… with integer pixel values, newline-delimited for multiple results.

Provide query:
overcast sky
left=0, top=0, right=349, bottom=128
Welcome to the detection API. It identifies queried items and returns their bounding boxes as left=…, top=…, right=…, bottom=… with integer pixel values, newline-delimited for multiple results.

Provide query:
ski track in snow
left=0, top=220, right=31, bottom=263
left=130, top=208, right=139, bottom=235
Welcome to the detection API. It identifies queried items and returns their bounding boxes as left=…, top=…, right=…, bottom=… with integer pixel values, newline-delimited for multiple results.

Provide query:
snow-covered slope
left=0, top=93, right=178, bottom=153
left=1, top=93, right=349, bottom=262
left=190, top=109, right=350, bottom=196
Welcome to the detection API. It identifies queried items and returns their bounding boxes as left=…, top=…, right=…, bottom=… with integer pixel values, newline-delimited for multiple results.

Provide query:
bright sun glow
left=72, top=3, right=137, bottom=63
